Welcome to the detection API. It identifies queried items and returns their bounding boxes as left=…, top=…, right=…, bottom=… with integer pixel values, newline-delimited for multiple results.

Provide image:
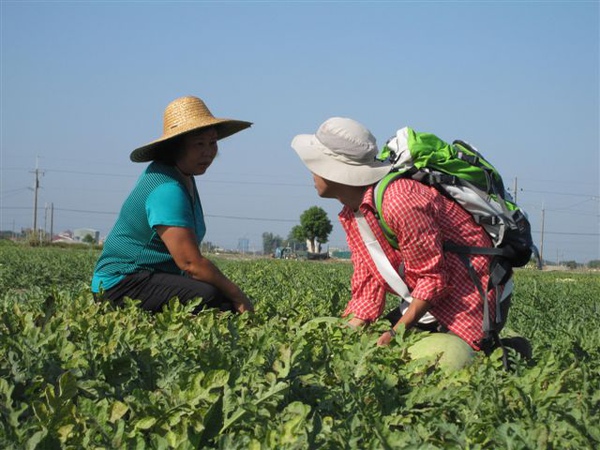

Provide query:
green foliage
left=81, top=234, right=96, bottom=245
left=288, top=226, right=307, bottom=251
left=0, top=246, right=599, bottom=449
left=588, top=260, right=600, bottom=269
left=261, top=232, right=284, bottom=255
left=294, top=206, right=333, bottom=253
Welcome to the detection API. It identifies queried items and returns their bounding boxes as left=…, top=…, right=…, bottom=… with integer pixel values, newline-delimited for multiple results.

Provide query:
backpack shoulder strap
left=373, top=171, right=412, bottom=249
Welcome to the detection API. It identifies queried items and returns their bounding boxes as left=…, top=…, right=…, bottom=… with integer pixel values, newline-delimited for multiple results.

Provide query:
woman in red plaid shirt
left=291, top=117, right=505, bottom=368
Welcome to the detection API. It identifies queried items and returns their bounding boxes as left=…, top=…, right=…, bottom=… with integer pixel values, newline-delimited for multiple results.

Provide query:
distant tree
left=287, top=227, right=307, bottom=251
left=262, top=232, right=283, bottom=255
left=564, top=260, right=578, bottom=270
left=82, top=233, right=96, bottom=245
left=588, top=260, right=600, bottom=269
left=295, top=206, right=333, bottom=254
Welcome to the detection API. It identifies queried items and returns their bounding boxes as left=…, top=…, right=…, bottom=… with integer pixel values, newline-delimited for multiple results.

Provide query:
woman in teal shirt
left=92, top=96, right=254, bottom=314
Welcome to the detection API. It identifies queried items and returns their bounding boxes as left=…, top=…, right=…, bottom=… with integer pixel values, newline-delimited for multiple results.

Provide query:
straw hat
left=130, top=96, right=252, bottom=162
left=291, top=117, right=392, bottom=186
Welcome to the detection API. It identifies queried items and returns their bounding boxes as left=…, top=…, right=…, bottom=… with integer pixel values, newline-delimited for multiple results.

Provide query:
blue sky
left=1, top=0, right=598, bottom=263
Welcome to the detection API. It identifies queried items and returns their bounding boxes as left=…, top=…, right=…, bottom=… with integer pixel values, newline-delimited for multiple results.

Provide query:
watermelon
left=407, top=332, right=475, bottom=372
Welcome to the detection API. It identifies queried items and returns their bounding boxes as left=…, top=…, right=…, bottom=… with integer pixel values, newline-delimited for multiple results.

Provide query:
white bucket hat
left=291, top=117, right=392, bottom=186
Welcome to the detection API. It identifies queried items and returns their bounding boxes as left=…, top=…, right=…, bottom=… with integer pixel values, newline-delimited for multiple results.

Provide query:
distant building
left=53, top=231, right=75, bottom=244
left=237, top=237, right=250, bottom=254
left=73, top=228, right=100, bottom=243
left=51, top=230, right=74, bottom=244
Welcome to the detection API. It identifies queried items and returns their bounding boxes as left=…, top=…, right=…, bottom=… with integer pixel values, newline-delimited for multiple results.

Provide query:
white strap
left=355, top=211, right=437, bottom=324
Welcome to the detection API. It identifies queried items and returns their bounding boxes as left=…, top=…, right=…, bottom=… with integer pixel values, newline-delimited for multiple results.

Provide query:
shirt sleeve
left=146, top=182, right=194, bottom=229
left=342, top=249, right=387, bottom=321
left=382, top=181, right=449, bottom=304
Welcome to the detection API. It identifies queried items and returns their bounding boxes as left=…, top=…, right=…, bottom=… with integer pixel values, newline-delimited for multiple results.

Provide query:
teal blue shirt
left=91, top=162, right=206, bottom=293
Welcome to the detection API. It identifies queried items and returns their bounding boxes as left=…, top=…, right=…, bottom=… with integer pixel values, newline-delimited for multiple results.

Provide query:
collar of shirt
left=338, top=185, right=377, bottom=220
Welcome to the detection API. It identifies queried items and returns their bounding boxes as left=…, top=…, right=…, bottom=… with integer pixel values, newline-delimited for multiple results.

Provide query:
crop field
left=0, top=240, right=599, bottom=449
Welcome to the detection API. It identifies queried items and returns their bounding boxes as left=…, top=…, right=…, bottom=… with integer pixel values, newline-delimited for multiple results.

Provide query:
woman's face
left=175, top=128, right=219, bottom=176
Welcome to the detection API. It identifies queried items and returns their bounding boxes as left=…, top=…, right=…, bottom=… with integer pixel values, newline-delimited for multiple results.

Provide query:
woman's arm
left=156, top=225, right=254, bottom=313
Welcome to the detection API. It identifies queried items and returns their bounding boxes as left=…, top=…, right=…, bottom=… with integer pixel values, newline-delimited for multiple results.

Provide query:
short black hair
left=152, top=136, right=184, bottom=165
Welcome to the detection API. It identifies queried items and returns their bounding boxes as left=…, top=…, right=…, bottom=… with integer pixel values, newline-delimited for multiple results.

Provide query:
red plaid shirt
left=339, top=178, right=497, bottom=350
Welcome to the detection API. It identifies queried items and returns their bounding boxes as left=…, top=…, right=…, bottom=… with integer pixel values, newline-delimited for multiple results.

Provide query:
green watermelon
left=407, top=332, right=475, bottom=372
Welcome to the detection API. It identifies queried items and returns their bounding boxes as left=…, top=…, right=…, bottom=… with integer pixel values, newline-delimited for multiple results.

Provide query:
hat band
left=319, top=143, right=378, bottom=166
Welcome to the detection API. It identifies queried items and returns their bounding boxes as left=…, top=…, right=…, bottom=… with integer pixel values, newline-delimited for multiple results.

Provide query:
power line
left=1, top=206, right=299, bottom=223
left=6, top=165, right=599, bottom=188
left=205, top=214, right=297, bottom=223
left=4, top=167, right=313, bottom=187
left=2, top=205, right=598, bottom=235
left=201, top=180, right=310, bottom=187
left=531, top=230, right=598, bottom=237
left=513, top=177, right=598, bottom=186
left=45, top=169, right=135, bottom=178
left=53, top=207, right=118, bottom=216
left=7, top=166, right=599, bottom=192
left=546, top=210, right=598, bottom=217
left=524, top=189, right=599, bottom=198
left=0, top=187, right=30, bottom=199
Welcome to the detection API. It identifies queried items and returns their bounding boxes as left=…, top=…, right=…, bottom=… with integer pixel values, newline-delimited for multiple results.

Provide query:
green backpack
left=375, top=127, right=539, bottom=356
left=376, top=127, right=537, bottom=271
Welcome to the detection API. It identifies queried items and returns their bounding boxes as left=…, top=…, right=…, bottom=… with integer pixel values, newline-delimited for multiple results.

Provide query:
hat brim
left=130, top=119, right=252, bottom=163
left=291, top=134, right=392, bottom=187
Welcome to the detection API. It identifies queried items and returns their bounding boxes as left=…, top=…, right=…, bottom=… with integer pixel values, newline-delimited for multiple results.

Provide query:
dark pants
left=384, top=307, right=446, bottom=333
left=94, top=271, right=235, bottom=314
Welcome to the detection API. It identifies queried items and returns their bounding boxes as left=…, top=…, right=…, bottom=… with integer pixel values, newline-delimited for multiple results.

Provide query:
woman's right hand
left=231, top=290, right=254, bottom=313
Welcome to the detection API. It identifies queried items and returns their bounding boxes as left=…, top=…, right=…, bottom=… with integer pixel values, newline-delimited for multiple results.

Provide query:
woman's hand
left=230, top=290, right=254, bottom=313
left=377, top=329, right=396, bottom=346
left=157, top=226, right=254, bottom=311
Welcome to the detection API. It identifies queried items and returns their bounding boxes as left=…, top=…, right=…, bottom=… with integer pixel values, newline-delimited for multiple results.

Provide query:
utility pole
left=50, top=203, right=54, bottom=242
left=44, top=202, right=48, bottom=241
left=513, top=177, right=518, bottom=203
left=30, top=157, right=44, bottom=239
left=540, top=203, right=545, bottom=263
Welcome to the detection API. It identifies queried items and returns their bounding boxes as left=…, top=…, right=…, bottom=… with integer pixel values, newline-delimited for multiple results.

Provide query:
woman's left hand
left=157, top=225, right=256, bottom=314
